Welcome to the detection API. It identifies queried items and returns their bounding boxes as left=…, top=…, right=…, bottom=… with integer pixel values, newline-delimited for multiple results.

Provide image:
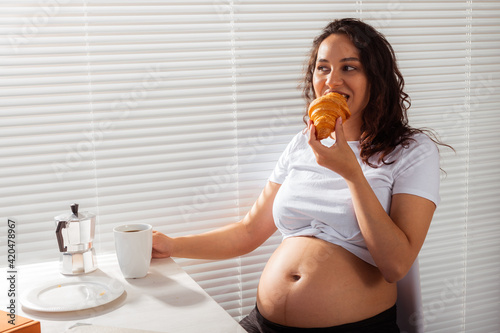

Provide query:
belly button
left=291, top=274, right=301, bottom=281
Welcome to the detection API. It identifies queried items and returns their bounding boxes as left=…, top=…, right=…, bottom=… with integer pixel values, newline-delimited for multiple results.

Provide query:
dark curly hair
left=302, top=18, right=444, bottom=167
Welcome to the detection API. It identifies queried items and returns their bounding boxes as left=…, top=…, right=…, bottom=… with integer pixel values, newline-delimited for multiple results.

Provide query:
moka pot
left=55, top=203, right=97, bottom=275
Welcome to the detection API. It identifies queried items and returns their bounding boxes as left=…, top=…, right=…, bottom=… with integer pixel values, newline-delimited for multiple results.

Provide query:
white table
left=13, top=254, right=246, bottom=333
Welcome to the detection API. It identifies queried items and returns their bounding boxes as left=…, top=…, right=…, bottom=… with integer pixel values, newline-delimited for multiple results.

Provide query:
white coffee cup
left=113, top=223, right=152, bottom=278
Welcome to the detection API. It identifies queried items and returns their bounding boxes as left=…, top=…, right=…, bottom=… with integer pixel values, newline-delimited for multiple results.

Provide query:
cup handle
left=55, top=221, right=68, bottom=252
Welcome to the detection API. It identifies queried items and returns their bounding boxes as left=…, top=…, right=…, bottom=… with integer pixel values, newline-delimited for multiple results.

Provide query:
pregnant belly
left=256, top=236, right=397, bottom=328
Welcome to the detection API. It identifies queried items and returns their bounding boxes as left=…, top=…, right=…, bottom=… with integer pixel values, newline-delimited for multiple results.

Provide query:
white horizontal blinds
left=81, top=0, right=235, bottom=244
left=0, top=1, right=100, bottom=262
left=0, top=0, right=238, bottom=259
left=466, top=2, right=500, bottom=331
left=232, top=1, right=359, bottom=319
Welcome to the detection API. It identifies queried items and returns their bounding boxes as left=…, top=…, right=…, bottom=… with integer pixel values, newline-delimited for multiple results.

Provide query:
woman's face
left=313, top=33, right=370, bottom=124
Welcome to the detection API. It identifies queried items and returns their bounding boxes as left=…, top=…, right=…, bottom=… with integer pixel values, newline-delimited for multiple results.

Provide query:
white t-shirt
left=269, top=131, right=440, bottom=266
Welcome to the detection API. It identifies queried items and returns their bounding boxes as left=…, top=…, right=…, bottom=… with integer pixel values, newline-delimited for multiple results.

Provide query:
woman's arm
left=345, top=173, right=435, bottom=283
left=152, top=181, right=279, bottom=260
left=307, top=118, right=435, bottom=283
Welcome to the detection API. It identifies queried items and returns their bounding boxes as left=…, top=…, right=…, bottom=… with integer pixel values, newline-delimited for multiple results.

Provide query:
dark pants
left=239, top=304, right=400, bottom=333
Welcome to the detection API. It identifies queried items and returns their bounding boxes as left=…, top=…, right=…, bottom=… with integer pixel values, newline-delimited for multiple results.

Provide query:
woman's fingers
left=307, top=116, right=359, bottom=179
left=152, top=230, right=173, bottom=258
left=333, top=116, right=350, bottom=148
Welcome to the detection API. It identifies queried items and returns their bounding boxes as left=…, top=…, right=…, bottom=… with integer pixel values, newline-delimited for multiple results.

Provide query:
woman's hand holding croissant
left=307, top=117, right=362, bottom=182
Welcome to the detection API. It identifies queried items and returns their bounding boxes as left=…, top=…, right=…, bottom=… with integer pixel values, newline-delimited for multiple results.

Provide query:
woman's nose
left=326, top=70, right=343, bottom=87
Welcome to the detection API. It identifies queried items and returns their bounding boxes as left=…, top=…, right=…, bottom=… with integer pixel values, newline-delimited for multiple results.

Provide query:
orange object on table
left=0, top=311, right=40, bottom=333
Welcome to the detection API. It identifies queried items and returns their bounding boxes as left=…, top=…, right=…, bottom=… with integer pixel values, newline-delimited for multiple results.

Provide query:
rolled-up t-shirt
left=269, top=131, right=440, bottom=266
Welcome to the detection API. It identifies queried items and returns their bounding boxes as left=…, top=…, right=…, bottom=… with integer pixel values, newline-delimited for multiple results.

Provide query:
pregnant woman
left=152, top=18, right=445, bottom=332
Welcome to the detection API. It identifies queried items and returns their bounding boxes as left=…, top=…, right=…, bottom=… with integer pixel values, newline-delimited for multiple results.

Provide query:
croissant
left=308, top=92, right=351, bottom=140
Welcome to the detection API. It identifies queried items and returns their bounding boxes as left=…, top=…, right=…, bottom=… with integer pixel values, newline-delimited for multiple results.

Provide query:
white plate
left=21, top=276, right=125, bottom=312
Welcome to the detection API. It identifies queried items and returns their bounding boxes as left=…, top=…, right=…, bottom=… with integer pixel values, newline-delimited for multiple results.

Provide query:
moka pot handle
left=55, top=221, right=68, bottom=252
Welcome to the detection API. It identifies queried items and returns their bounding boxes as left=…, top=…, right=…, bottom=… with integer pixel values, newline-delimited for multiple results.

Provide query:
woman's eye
left=343, top=65, right=356, bottom=71
left=316, top=66, right=330, bottom=72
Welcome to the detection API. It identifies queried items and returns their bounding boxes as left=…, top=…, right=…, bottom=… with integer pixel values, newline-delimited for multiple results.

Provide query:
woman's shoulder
left=370, top=131, right=439, bottom=170
left=410, top=131, right=437, bottom=144
left=275, top=129, right=310, bottom=162
left=404, top=131, right=439, bottom=154
left=394, top=131, right=440, bottom=167
left=286, top=129, right=310, bottom=149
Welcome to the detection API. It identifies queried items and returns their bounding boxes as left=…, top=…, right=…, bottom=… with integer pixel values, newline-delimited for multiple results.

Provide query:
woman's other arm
left=152, top=181, right=279, bottom=260
left=345, top=175, right=435, bottom=283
